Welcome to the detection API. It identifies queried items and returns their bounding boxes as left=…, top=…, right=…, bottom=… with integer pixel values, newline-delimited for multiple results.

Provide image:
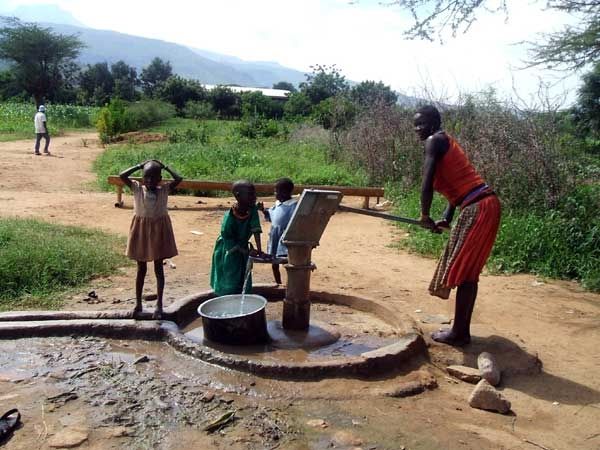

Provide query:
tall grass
left=0, top=219, right=129, bottom=310
left=94, top=120, right=369, bottom=191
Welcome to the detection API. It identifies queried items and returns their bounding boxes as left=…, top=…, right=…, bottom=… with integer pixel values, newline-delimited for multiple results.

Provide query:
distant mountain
left=6, top=4, right=84, bottom=27
left=190, top=48, right=307, bottom=87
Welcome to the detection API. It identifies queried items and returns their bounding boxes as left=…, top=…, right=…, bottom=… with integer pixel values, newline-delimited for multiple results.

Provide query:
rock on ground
left=468, top=379, right=511, bottom=414
left=447, top=365, right=482, bottom=384
left=478, top=352, right=501, bottom=386
left=47, top=428, right=89, bottom=448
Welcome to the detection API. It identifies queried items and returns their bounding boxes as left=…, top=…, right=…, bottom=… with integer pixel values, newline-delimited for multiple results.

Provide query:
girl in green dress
left=210, top=180, right=266, bottom=295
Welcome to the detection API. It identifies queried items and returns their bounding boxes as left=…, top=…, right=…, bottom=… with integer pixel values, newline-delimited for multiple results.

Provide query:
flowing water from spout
left=240, top=257, right=254, bottom=314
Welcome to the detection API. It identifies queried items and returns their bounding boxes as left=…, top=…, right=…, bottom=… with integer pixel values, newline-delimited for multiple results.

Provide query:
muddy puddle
left=0, top=334, right=421, bottom=450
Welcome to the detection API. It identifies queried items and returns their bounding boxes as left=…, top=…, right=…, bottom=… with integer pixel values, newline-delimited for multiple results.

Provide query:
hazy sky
left=1, top=0, right=582, bottom=105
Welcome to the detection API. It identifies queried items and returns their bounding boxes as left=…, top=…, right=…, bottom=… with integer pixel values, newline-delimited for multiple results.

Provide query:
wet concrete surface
left=183, top=301, right=399, bottom=363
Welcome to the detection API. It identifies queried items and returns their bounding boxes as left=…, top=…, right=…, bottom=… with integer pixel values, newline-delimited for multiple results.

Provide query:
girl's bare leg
left=134, top=261, right=147, bottom=317
left=153, top=260, right=165, bottom=319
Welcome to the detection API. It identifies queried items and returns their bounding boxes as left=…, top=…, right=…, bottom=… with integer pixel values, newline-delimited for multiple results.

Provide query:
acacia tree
left=0, top=17, right=83, bottom=106
left=386, top=0, right=599, bottom=70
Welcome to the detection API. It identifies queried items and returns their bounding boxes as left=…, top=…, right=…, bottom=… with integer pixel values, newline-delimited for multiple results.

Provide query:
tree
left=574, top=62, right=600, bottom=137
left=528, top=1, right=600, bottom=70
left=78, top=62, right=114, bottom=106
left=283, top=91, right=313, bottom=119
left=300, top=64, right=349, bottom=105
left=0, top=17, right=84, bottom=105
left=111, top=60, right=138, bottom=102
left=0, top=69, right=25, bottom=100
left=156, top=75, right=207, bottom=111
left=209, top=85, right=241, bottom=118
left=350, top=80, right=398, bottom=108
left=272, top=81, right=297, bottom=92
left=140, top=57, right=172, bottom=97
left=386, top=0, right=599, bottom=70
left=312, top=96, right=356, bottom=131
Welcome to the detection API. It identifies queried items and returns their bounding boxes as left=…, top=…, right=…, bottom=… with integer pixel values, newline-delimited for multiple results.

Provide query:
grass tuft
left=0, top=218, right=129, bottom=310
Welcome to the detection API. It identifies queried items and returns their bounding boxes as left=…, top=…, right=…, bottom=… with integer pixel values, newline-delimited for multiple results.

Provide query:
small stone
left=47, top=428, right=89, bottom=448
left=201, top=392, right=215, bottom=403
left=447, top=365, right=482, bottom=384
left=306, top=419, right=328, bottom=428
left=468, top=380, right=511, bottom=414
left=386, top=381, right=425, bottom=398
left=133, top=355, right=149, bottom=365
left=333, top=430, right=363, bottom=446
left=477, top=352, right=501, bottom=386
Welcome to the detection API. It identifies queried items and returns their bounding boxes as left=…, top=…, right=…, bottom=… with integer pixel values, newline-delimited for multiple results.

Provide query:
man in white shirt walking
left=34, top=105, right=50, bottom=155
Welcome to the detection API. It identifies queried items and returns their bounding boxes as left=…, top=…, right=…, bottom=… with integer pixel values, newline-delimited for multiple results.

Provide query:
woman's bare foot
left=431, top=328, right=471, bottom=346
left=132, top=303, right=143, bottom=318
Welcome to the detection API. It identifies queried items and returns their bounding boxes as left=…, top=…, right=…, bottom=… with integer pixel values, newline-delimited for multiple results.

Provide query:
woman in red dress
left=414, top=105, right=501, bottom=346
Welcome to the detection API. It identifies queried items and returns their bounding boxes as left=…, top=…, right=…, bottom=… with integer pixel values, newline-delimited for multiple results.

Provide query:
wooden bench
left=107, top=176, right=384, bottom=209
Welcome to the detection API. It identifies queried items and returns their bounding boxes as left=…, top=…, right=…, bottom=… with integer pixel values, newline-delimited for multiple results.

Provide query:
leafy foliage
left=299, top=64, right=349, bottom=105
left=96, top=99, right=175, bottom=143
left=528, top=1, right=600, bottom=70
left=272, top=81, right=296, bottom=92
left=209, top=85, right=241, bottom=118
left=140, top=57, right=173, bottom=97
left=283, top=92, right=313, bottom=120
left=111, top=60, right=139, bottom=102
left=156, top=75, right=208, bottom=112
left=0, top=17, right=84, bottom=105
left=78, top=62, right=114, bottom=106
left=574, top=62, right=600, bottom=139
left=183, top=100, right=216, bottom=120
left=350, top=80, right=398, bottom=108
left=241, top=91, right=283, bottom=119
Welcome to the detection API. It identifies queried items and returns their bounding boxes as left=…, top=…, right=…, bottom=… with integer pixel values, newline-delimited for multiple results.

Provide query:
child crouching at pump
left=210, top=180, right=268, bottom=296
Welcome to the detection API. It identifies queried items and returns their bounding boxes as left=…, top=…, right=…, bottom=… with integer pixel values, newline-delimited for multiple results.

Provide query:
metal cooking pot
left=198, top=294, right=269, bottom=345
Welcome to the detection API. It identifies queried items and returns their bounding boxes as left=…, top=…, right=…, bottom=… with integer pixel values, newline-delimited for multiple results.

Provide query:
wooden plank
left=106, top=176, right=384, bottom=197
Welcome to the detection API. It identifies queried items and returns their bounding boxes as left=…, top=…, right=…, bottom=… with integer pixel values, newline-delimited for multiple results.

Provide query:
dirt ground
left=0, top=133, right=598, bottom=450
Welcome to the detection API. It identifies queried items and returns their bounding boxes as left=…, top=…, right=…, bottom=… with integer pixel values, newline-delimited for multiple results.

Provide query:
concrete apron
left=0, top=285, right=426, bottom=380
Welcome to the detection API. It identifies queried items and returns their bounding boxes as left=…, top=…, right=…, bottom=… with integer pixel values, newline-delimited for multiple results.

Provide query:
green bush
left=183, top=100, right=215, bottom=120
left=237, top=116, right=285, bottom=139
left=0, top=218, right=128, bottom=309
left=97, top=99, right=175, bottom=143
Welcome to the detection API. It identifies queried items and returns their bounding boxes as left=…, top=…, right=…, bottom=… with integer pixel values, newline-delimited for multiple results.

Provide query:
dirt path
left=0, top=133, right=599, bottom=450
